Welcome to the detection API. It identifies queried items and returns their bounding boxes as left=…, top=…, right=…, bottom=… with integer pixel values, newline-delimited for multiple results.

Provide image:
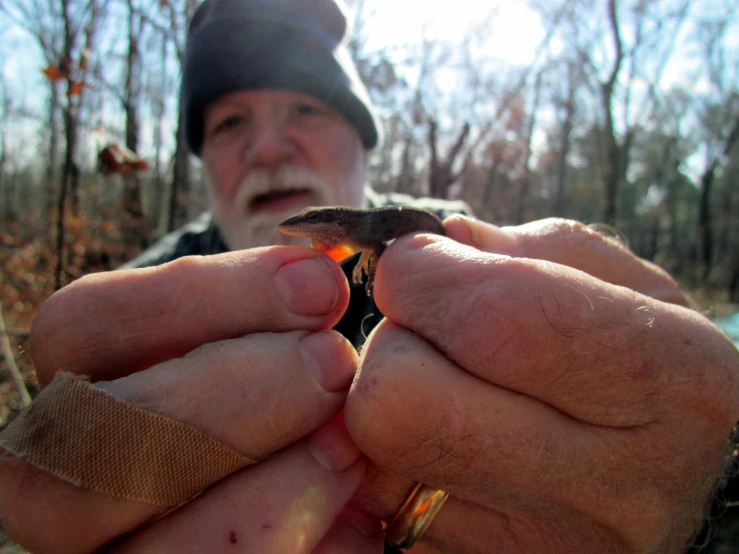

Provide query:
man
left=1, top=0, right=738, bottom=552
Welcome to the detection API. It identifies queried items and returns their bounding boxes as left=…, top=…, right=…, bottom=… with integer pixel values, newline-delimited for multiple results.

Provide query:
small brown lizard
left=279, top=206, right=446, bottom=294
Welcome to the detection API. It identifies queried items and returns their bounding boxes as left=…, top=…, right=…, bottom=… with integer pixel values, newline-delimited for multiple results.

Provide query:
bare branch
left=605, top=0, right=624, bottom=91
left=444, top=121, right=470, bottom=167
left=467, top=0, right=569, bottom=154
left=722, top=116, right=739, bottom=158
left=427, top=119, right=439, bottom=173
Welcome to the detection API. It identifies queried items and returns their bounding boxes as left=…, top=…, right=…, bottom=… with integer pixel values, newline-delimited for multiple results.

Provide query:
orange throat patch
left=311, top=242, right=356, bottom=262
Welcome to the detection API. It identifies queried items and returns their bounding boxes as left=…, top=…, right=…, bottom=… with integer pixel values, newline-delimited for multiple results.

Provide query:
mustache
left=234, top=166, right=330, bottom=214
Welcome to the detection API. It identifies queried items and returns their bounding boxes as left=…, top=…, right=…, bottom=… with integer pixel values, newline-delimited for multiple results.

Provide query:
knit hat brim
left=182, top=15, right=380, bottom=156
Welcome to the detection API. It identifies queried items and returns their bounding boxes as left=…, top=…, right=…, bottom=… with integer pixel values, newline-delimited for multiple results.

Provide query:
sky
left=0, top=0, right=547, bottom=168
left=0, top=0, right=546, bottom=97
left=356, top=0, right=545, bottom=66
left=1, top=0, right=736, bottom=175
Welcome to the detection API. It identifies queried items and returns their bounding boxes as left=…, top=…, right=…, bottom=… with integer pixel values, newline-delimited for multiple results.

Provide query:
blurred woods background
left=0, top=0, right=738, bottom=419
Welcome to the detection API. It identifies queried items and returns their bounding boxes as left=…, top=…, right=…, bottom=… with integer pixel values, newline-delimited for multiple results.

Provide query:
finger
left=99, top=330, right=357, bottom=451
left=311, top=507, right=384, bottom=554
left=345, top=322, right=717, bottom=552
left=392, top=494, right=623, bottom=554
left=347, top=468, right=519, bottom=554
left=30, top=247, right=349, bottom=384
left=0, top=462, right=145, bottom=554
left=0, top=330, right=357, bottom=554
left=346, top=461, right=506, bottom=552
left=372, top=233, right=739, bottom=429
left=444, top=215, right=690, bottom=306
left=346, top=322, right=594, bottom=509
left=108, top=416, right=377, bottom=554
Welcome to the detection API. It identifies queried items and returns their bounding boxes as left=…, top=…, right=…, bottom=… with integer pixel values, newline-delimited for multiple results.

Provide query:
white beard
left=210, top=166, right=333, bottom=250
left=214, top=211, right=309, bottom=249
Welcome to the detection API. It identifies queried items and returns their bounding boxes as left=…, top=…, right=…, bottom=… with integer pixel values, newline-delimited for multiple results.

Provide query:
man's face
left=201, top=89, right=369, bottom=250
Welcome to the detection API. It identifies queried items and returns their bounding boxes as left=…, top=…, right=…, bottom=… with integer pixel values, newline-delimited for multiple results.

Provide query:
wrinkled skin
left=346, top=216, right=739, bottom=554
left=0, top=249, right=383, bottom=553
left=1, top=216, right=737, bottom=554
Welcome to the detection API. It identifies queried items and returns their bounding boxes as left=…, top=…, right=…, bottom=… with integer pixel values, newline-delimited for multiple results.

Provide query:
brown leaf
left=42, top=66, right=66, bottom=82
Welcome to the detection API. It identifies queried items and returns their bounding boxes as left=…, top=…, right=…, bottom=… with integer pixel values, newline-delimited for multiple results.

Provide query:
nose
left=244, top=118, right=296, bottom=171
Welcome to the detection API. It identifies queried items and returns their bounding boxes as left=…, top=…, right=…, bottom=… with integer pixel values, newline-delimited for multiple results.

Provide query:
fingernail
left=274, top=257, right=338, bottom=316
left=307, top=414, right=362, bottom=473
left=456, top=215, right=519, bottom=253
left=299, top=331, right=357, bottom=392
left=341, top=506, right=382, bottom=537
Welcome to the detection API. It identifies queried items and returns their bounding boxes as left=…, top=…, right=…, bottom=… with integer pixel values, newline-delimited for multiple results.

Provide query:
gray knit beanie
left=181, top=0, right=382, bottom=156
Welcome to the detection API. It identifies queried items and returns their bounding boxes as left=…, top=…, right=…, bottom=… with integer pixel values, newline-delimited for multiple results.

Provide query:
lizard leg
left=353, top=250, right=372, bottom=285
left=365, top=243, right=386, bottom=295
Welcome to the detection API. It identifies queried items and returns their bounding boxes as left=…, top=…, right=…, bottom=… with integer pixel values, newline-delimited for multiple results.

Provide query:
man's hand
left=0, top=249, right=383, bottom=553
left=345, top=216, right=739, bottom=553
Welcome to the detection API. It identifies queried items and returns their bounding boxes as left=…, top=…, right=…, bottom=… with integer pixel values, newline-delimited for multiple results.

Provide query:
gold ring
left=385, top=483, right=449, bottom=548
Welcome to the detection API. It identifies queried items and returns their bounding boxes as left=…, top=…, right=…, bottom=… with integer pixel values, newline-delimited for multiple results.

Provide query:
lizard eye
left=307, top=212, right=322, bottom=223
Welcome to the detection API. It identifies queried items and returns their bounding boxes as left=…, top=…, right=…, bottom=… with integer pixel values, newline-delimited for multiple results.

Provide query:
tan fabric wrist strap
left=0, top=372, right=255, bottom=505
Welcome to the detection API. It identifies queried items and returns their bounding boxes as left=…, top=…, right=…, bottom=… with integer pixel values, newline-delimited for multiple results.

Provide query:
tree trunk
left=600, top=0, right=624, bottom=225
left=664, top=177, right=679, bottom=269
left=150, top=33, right=168, bottom=234
left=164, top=0, right=199, bottom=233
left=66, top=101, right=81, bottom=217
left=601, top=83, right=620, bottom=225
left=55, top=73, right=80, bottom=290
left=54, top=0, right=101, bottom=288
left=152, top=102, right=165, bottom=235
left=698, top=117, right=739, bottom=281
left=698, top=160, right=716, bottom=281
left=0, top=89, right=9, bottom=218
left=168, top=110, right=190, bottom=232
left=54, top=104, right=75, bottom=289
left=397, top=131, right=414, bottom=195
left=56, top=0, right=77, bottom=290
left=482, top=154, right=503, bottom=221
left=729, top=254, right=739, bottom=303
left=517, top=71, right=542, bottom=224
left=554, top=65, right=576, bottom=218
left=121, top=1, right=149, bottom=249
left=46, top=82, right=61, bottom=220
left=427, top=120, right=470, bottom=200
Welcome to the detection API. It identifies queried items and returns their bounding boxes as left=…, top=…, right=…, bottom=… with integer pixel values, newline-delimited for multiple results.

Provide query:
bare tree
left=545, top=26, right=590, bottom=220
left=0, top=82, right=9, bottom=218
left=0, top=0, right=66, bottom=217
left=2, top=0, right=106, bottom=288
left=120, top=0, right=149, bottom=248
left=149, top=30, right=169, bottom=234
left=54, top=0, right=104, bottom=288
left=598, top=0, right=625, bottom=224
left=427, top=119, right=470, bottom=199
left=517, top=70, right=543, bottom=223
left=162, top=0, right=199, bottom=231
left=549, top=0, right=693, bottom=224
left=131, top=0, right=198, bottom=231
left=694, top=13, right=739, bottom=280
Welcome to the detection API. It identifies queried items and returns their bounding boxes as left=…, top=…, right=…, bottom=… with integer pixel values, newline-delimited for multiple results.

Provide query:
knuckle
left=162, top=254, right=208, bottom=275
left=705, top=347, right=739, bottom=424
left=523, top=218, right=607, bottom=251
left=538, top=217, right=589, bottom=236
left=667, top=315, right=739, bottom=431
left=29, top=291, right=71, bottom=377
left=29, top=273, right=116, bottom=382
left=538, top=218, right=623, bottom=249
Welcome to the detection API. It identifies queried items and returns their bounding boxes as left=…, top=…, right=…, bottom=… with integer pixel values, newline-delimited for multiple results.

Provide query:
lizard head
left=278, top=207, right=352, bottom=249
